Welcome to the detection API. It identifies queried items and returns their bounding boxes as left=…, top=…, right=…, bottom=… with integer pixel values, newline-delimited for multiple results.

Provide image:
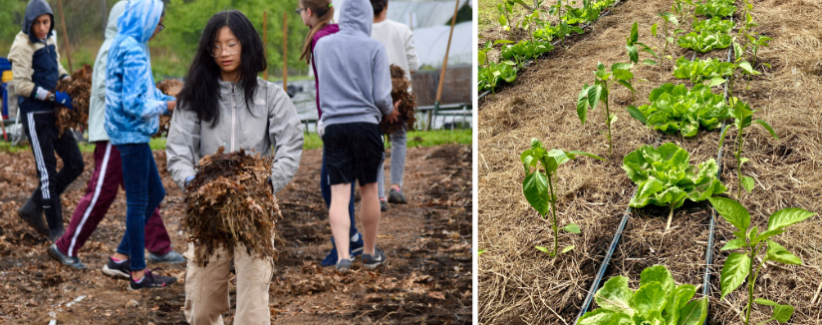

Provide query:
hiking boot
left=47, top=244, right=88, bottom=270
left=321, top=234, right=365, bottom=267
left=380, top=199, right=388, bottom=212
left=387, top=188, right=407, bottom=204
left=335, top=258, right=352, bottom=272
left=362, top=247, right=387, bottom=270
left=148, top=250, right=186, bottom=264
left=128, top=269, right=177, bottom=291
left=17, top=197, right=48, bottom=236
left=102, top=257, right=132, bottom=280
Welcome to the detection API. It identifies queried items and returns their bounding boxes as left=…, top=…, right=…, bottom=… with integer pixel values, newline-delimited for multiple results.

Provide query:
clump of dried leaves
left=54, top=65, right=92, bottom=135
left=155, top=79, right=183, bottom=136
left=182, top=147, right=280, bottom=266
left=380, top=65, right=417, bottom=134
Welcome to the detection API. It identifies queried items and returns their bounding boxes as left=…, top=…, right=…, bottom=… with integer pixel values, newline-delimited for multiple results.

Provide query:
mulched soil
left=0, top=144, right=472, bottom=324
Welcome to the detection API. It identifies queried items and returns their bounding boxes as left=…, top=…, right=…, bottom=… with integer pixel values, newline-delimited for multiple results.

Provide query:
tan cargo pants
left=183, top=242, right=274, bottom=325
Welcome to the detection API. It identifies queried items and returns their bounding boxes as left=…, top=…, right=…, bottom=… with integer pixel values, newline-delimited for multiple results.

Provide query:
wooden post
left=57, top=0, right=73, bottom=73
left=409, top=13, right=413, bottom=30
left=282, top=12, right=288, bottom=91
left=263, top=11, right=268, bottom=80
left=427, top=0, right=460, bottom=131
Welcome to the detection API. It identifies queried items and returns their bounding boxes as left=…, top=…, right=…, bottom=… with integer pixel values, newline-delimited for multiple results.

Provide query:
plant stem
left=744, top=245, right=763, bottom=325
left=666, top=202, right=675, bottom=229
left=737, top=124, right=744, bottom=198
left=604, top=82, right=613, bottom=160
left=547, top=171, right=559, bottom=256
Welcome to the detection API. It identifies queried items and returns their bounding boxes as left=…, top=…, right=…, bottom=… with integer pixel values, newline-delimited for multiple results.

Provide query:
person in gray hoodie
left=165, top=10, right=303, bottom=324
left=314, top=0, right=400, bottom=271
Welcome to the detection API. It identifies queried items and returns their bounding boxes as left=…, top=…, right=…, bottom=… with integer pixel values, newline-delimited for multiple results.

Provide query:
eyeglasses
left=210, top=42, right=240, bottom=57
left=295, top=8, right=307, bottom=14
left=157, top=23, right=165, bottom=32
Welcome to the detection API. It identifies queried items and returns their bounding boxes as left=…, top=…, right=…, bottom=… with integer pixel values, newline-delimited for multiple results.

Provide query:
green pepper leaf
left=523, top=171, right=550, bottom=216
left=563, top=223, right=581, bottom=233
left=767, top=208, right=817, bottom=231
left=720, top=252, right=751, bottom=300
left=765, top=240, right=802, bottom=265
left=708, top=197, right=751, bottom=232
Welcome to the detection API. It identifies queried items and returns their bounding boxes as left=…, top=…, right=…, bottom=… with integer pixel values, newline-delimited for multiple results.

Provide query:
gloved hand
left=185, top=175, right=195, bottom=188
left=317, top=119, right=325, bottom=139
left=54, top=91, right=74, bottom=110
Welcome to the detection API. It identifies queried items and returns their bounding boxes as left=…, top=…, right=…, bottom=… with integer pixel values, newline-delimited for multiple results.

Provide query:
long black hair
left=177, top=10, right=267, bottom=126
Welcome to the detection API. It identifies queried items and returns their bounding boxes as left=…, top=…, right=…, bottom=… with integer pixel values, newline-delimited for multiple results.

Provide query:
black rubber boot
left=17, top=196, right=48, bottom=236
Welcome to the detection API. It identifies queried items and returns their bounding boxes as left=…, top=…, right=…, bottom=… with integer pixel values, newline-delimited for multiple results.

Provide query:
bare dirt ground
left=478, top=0, right=822, bottom=323
left=0, top=144, right=472, bottom=324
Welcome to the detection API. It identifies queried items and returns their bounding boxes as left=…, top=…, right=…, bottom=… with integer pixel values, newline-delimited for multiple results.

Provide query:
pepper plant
left=709, top=196, right=817, bottom=325
left=578, top=265, right=709, bottom=325
left=622, top=143, right=726, bottom=229
left=577, top=63, right=636, bottom=159
left=717, top=99, right=778, bottom=198
left=520, top=138, right=604, bottom=256
left=651, top=12, right=683, bottom=64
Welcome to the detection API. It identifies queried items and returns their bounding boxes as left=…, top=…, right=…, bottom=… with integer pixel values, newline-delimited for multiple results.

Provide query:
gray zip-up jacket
left=313, top=0, right=393, bottom=127
left=166, top=78, right=304, bottom=193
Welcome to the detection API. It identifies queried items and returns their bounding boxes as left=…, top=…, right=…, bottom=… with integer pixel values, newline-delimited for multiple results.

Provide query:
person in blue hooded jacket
left=99, top=0, right=177, bottom=291
left=8, top=0, right=85, bottom=243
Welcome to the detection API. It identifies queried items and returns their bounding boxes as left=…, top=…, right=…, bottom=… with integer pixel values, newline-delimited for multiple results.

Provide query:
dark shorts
left=322, top=122, right=384, bottom=186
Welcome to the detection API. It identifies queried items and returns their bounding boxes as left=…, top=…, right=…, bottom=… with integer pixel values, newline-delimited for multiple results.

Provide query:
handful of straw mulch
left=380, top=65, right=417, bottom=134
left=155, top=79, right=183, bottom=136
left=54, top=65, right=92, bottom=135
left=182, top=146, right=281, bottom=266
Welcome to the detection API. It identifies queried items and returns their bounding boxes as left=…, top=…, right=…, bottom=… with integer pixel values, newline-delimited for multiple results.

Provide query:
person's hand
left=185, top=175, right=194, bottom=188
left=54, top=91, right=73, bottom=110
left=167, top=101, right=177, bottom=113
left=385, top=100, right=401, bottom=124
left=317, top=119, right=325, bottom=139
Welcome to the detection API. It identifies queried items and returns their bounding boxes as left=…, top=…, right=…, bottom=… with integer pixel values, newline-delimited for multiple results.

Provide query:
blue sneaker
left=321, top=234, right=366, bottom=267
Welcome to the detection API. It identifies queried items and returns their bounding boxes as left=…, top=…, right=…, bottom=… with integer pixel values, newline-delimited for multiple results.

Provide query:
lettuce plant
left=562, top=0, right=601, bottom=25
left=717, top=99, right=778, bottom=198
left=709, top=196, right=817, bottom=325
left=678, top=31, right=733, bottom=53
left=520, top=139, right=604, bottom=256
left=622, top=143, right=727, bottom=228
left=626, top=83, right=730, bottom=138
left=501, top=39, right=554, bottom=67
left=577, top=63, right=633, bottom=159
left=695, top=0, right=736, bottom=18
left=693, top=16, right=734, bottom=33
left=673, top=57, right=734, bottom=84
left=578, top=265, right=709, bottom=325
left=478, top=61, right=517, bottom=92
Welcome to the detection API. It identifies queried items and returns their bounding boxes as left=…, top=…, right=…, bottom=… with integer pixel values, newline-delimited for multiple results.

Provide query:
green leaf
left=708, top=197, right=751, bottom=232
left=625, top=106, right=647, bottom=124
left=478, top=51, right=487, bottom=67
left=568, top=151, right=607, bottom=161
left=630, top=21, right=639, bottom=45
left=738, top=61, right=756, bottom=74
left=614, top=69, right=634, bottom=81
left=766, top=240, right=802, bottom=265
left=561, top=245, right=576, bottom=254
left=755, top=229, right=786, bottom=243
left=478, top=249, right=487, bottom=256
left=741, top=176, right=755, bottom=193
left=754, top=298, right=779, bottom=307
left=754, top=119, right=779, bottom=140
left=630, top=282, right=667, bottom=315
left=578, top=84, right=591, bottom=125
left=563, top=223, right=581, bottom=233
left=708, top=77, right=727, bottom=87
left=617, top=80, right=637, bottom=93
left=535, top=246, right=551, bottom=253
left=627, top=45, right=639, bottom=64
left=720, top=252, right=751, bottom=300
left=494, top=40, right=516, bottom=45
left=523, top=172, right=550, bottom=216
left=667, top=284, right=697, bottom=323
left=595, top=276, right=634, bottom=311
left=612, top=63, right=634, bottom=71
left=721, top=238, right=746, bottom=251
left=651, top=23, right=658, bottom=37
left=767, top=208, right=817, bottom=231
left=578, top=309, right=634, bottom=325
left=773, top=304, right=795, bottom=323
left=677, top=298, right=708, bottom=325
left=644, top=59, right=658, bottom=65
left=588, top=84, right=604, bottom=109
left=640, top=265, right=676, bottom=295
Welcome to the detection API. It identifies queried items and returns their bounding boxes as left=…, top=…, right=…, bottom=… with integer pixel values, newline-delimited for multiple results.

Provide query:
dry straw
left=54, top=65, right=92, bottom=135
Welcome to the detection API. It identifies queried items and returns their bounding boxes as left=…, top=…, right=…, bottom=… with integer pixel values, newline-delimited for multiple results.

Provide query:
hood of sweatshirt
left=117, top=0, right=164, bottom=44
left=22, top=0, right=54, bottom=43
left=105, top=1, right=127, bottom=40
left=339, top=0, right=373, bottom=37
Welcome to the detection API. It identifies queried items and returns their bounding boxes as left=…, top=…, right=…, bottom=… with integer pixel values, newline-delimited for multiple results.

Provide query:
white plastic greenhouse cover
left=332, top=0, right=471, bottom=29
left=412, top=21, right=472, bottom=67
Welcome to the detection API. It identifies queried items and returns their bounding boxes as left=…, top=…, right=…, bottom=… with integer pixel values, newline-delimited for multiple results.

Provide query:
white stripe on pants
left=27, top=112, right=51, bottom=200
left=67, top=143, right=112, bottom=256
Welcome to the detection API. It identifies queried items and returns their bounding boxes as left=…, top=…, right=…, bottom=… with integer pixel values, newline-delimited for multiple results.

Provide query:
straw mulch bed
left=54, top=65, right=92, bottom=135
left=477, top=0, right=822, bottom=323
left=381, top=65, right=417, bottom=134
left=155, top=79, right=183, bottom=136
left=182, top=147, right=281, bottom=267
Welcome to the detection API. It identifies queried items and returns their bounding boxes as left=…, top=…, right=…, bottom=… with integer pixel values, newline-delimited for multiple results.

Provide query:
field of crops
left=477, top=0, right=822, bottom=323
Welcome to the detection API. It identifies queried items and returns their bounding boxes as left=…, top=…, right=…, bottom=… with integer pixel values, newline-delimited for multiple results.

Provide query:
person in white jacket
left=370, top=0, right=420, bottom=210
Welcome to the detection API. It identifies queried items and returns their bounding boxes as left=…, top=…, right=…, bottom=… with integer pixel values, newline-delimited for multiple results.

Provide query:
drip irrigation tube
left=478, top=2, right=623, bottom=101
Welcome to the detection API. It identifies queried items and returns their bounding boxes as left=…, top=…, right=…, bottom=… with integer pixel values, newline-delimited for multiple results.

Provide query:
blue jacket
left=7, top=0, right=70, bottom=114
left=104, top=0, right=173, bottom=145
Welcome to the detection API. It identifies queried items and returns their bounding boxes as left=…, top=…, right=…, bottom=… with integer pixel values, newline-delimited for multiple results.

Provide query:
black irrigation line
left=478, top=0, right=626, bottom=101
left=572, top=11, right=737, bottom=324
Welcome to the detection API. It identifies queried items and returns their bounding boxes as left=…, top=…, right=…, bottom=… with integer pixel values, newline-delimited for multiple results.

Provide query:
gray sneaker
left=17, top=197, right=48, bottom=236
left=48, top=244, right=88, bottom=270
left=336, top=258, right=353, bottom=272
left=148, top=250, right=186, bottom=264
left=387, top=188, right=407, bottom=204
left=362, top=247, right=386, bottom=270
left=380, top=200, right=388, bottom=212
